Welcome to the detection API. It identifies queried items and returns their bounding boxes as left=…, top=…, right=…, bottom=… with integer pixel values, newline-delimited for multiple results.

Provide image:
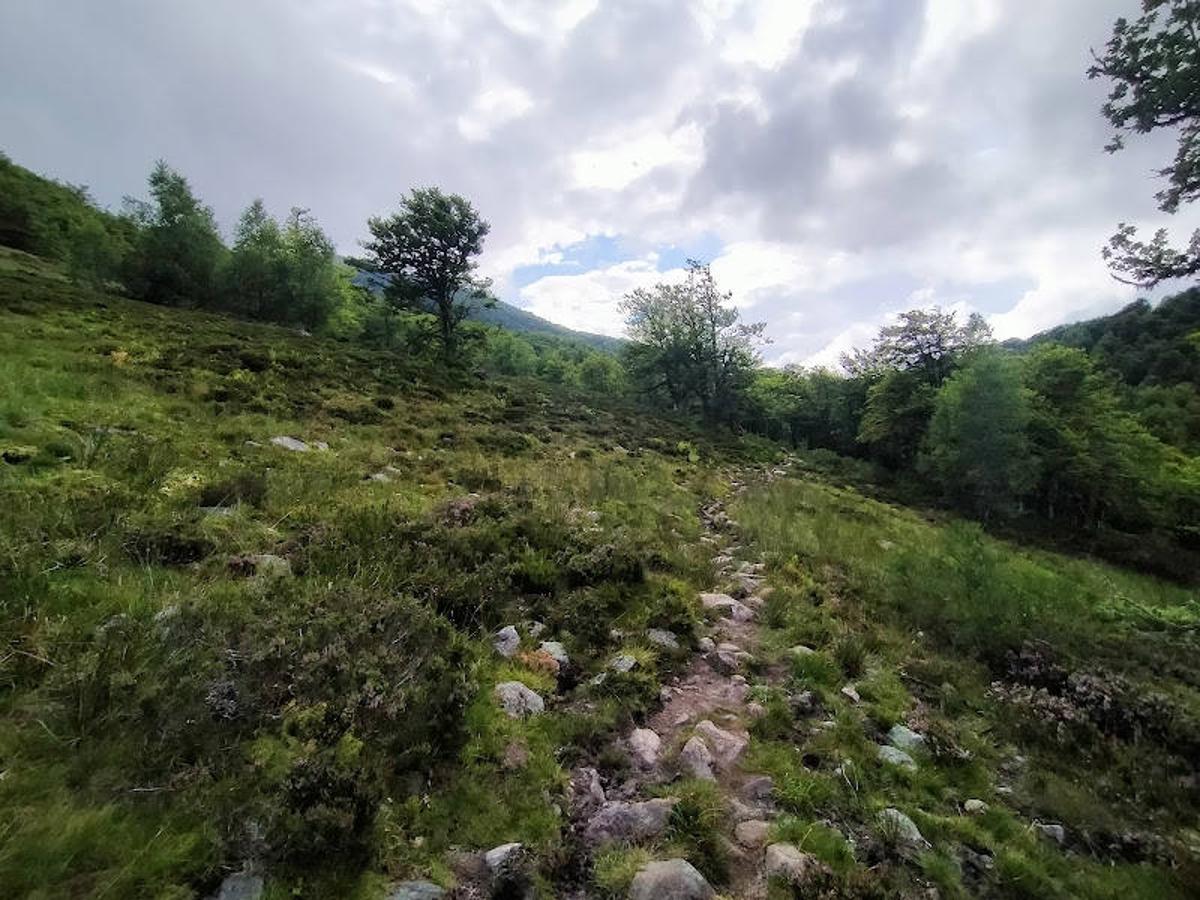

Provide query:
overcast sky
left=4, top=0, right=1198, bottom=364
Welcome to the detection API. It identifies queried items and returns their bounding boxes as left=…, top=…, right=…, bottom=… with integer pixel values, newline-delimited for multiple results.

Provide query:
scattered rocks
left=877, top=745, right=917, bottom=771
left=627, top=728, right=662, bottom=769
left=584, top=798, right=676, bottom=846
left=646, top=628, right=681, bottom=651
left=840, top=685, right=861, bottom=703
left=1035, top=822, right=1066, bottom=844
left=270, top=436, right=310, bottom=452
left=212, top=873, right=263, bottom=900
left=764, top=843, right=822, bottom=886
left=740, top=775, right=774, bottom=804
left=887, top=724, right=926, bottom=752
left=680, top=736, right=715, bottom=780
left=735, top=819, right=770, bottom=848
left=699, top=592, right=754, bottom=622
left=493, top=625, right=520, bottom=657
left=880, top=808, right=927, bottom=847
left=964, top=798, right=988, bottom=815
left=694, top=720, right=747, bottom=769
left=539, top=640, right=569, bottom=668
left=609, top=653, right=638, bottom=673
left=386, top=881, right=445, bottom=900
left=494, top=681, right=544, bottom=718
left=706, top=649, right=742, bottom=675
left=629, top=859, right=714, bottom=900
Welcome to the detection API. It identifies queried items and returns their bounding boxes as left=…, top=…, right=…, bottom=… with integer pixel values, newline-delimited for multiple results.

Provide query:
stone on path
left=627, top=728, right=662, bottom=769
left=764, top=843, right=822, bottom=886
left=880, top=808, right=927, bottom=847
left=494, top=681, right=544, bottom=718
left=646, top=628, right=681, bottom=650
left=680, top=736, right=715, bottom=780
left=734, top=819, right=770, bottom=848
left=694, top=719, right=747, bottom=769
left=568, top=766, right=605, bottom=817
left=386, top=881, right=445, bottom=900
left=887, top=724, right=926, bottom=752
left=706, top=649, right=742, bottom=675
left=877, top=745, right=917, bottom=771
left=629, top=859, right=714, bottom=900
left=698, top=637, right=716, bottom=652
left=584, top=798, right=677, bottom=846
left=699, top=592, right=755, bottom=622
left=493, top=625, right=520, bottom=657
left=270, top=435, right=310, bottom=452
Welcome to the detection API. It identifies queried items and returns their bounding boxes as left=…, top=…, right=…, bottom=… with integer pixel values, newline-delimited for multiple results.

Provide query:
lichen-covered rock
left=646, top=628, right=681, bottom=650
left=877, top=745, right=917, bottom=771
left=764, top=843, right=822, bottom=886
left=584, top=798, right=676, bottom=846
left=735, top=819, right=770, bottom=848
left=964, top=798, right=988, bottom=815
left=270, top=435, right=310, bottom=452
left=887, top=724, right=926, bottom=752
left=879, top=808, right=927, bottom=846
left=494, top=681, right=544, bottom=718
left=629, top=859, right=715, bottom=900
left=212, top=873, right=263, bottom=900
left=609, top=653, right=638, bottom=673
left=539, top=640, right=569, bottom=667
left=493, top=625, right=520, bottom=657
left=694, top=719, right=747, bottom=769
left=680, top=736, right=715, bottom=780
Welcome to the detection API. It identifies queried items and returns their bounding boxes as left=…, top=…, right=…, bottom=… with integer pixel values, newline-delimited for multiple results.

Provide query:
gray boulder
left=567, top=766, right=606, bottom=817
left=584, top=798, right=676, bottom=846
left=764, top=843, right=821, bottom=886
left=629, top=859, right=714, bottom=900
left=734, top=819, right=770, bottom=848
left=270, top=436, right=310, bottom=452
left=877, top=745, right=917, bottom=771
left=887, top=724, right=926, bottom=752
left=880, top=808, right=927, bottom=847
left=646, top=628, right=681, bottom=651
left=386, top=881, right=445, bottom=900
left=484, top=842, right=523, bottom=872
left=627, top=728, right=662, bottom=769
left=609, top=653, right=638, bottom=673
left=539, top=640, right=569, bottom=667
left=212, top=873, right=263, bottom=900
left=694, top=720, right=747, bottom=769
left=679, top=736, right=715, bottom=780
left=1035, top=822, right=1066, bottom=844
left=493, top=625, right=520, bottom=657
left=494, top=681, right=544, bottom=718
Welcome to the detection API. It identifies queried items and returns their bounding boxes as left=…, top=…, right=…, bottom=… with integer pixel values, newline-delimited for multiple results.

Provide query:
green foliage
left=664, top=778, right=729, bottom=884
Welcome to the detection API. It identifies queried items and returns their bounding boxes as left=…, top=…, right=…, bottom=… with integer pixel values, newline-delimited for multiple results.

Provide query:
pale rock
left=764, top=843, right=821, bottom=886
left=493, top=625, right=520, bottom=657
left=735, top=820, right=770, bottom=848
left=249, top=554, right=291, bottom=579
left=964, top=798, right=988, bottom=815
left=629, top=859, right=714, bottom=900
left=887, top=724, right=926, bottom=752
left=270, top=436, right=309, bottom=452
left=539, top=640, right=569, bottom=668
left=1035, top=822, right=1066, bottom=844
left=877, top=745, right=917, bottom=771
left=627, top=728, right=662, bottom=769
left=609, top=654, right=638, bottom=673
left=840, top=684, right=861, bottom=703
left=697, top=637, right=716, bottom=652
left=386, top=881, right=445, bottom=900
left=679, top=736, right=715, bottom=780
left=646, top=628, right=681, bottom=651
left=484, top=842, right=523, bottom=873
left=494, top=681, right=544, bottom=718
left=880, top=808, right=927, bottom=846
left=695, top=720, right=747, bottom=769
left=213, top=873, right=263, bottom=900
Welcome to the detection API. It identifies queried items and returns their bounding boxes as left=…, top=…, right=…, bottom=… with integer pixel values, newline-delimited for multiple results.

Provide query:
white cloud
left=457, top=83, right=535, bottom=142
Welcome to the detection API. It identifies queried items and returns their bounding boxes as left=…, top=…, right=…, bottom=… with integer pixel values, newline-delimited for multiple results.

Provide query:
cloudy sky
left=3, top=0, right=1197, bottom=364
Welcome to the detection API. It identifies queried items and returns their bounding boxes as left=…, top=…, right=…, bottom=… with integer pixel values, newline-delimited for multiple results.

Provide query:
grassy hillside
left=2, top=247, right=1198, bottom=898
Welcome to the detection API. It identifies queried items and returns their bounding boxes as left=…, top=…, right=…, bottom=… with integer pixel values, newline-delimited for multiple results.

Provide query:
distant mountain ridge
left=349, top=266, right=625, bottom=352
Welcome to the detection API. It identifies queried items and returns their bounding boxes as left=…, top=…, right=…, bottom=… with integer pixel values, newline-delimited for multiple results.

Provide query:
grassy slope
left=1, top=247, right=1198, bottom=898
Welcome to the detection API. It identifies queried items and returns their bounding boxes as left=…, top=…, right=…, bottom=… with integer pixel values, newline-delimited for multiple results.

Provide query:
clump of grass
left=663, top=778, right=729, bottom=884
left=593, top=846, right=652, bottom=898
left=770, top=817, right=856, bottom=874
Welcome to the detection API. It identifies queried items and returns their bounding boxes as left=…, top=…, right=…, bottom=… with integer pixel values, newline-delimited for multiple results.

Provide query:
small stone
left=629, top=859, right=714, bottom=900
left=528, top=621, right=547, bottom=637
left=789, top=691, right=819, bottom=716
left=628, top=728, right=662, bottom=769
left=502, top=741, right=529, bottom=770
left=584, top=798, right=677, bottom=846
left=764, top=843, right=822, bottom=886
left=698, top=592, right=754, bottom=621
left=539, top=640, right=569, bottom=667
left=1035, top=822, right=1066, bottom=844
left=213, top=873, right=264, bottom=900
left=877, top=745, right=917, bottom=771
left=386, top=881, right=445, bottom=900
left=707, top=649, right=742, bottom=675
left=880, top=808, right=927, bottom=847
left=312, top=440, right=329, bottom=451
left=887, top=724, right=926, bottom=752
left=609, top=653, right=638, bottom=673
left=741, top=775, right=774, bottom=804
left=964, top=798, right=988, bottom=815
left=646, top=628, right=681, bottom=650
left=734, top=820, right=770, bottom=848
left=698, top=637, right=716, bottom=652
left=694, top=720, right=747, bottom=769
left=484, top=842, right=523, bottom=872
left=494, top=681, right=544, bottom=718
left=790, top=645, right=816, bottom=657
left=493, top=625, right=520, bottom=657
left=270, top=435, right=309, bottom=452
left=248, top=554, right=291, bottom=579
left=568, top=766, right=605, bottom=816
left=840, top=685, right=861, bottom=703
left=680, top=736, right=715, bottom=780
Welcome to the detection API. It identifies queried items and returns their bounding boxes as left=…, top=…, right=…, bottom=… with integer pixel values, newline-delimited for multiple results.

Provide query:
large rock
left=699, top=592, right=754, bottom=622
left=879, top=808, right=927, bottom=847
left=212, top=873, right=263, bottom=900
left=493, top=625, right=520, bottom=657
left=494, top=681, right=544, bottom=718
left=484, top=842, right=523, bottom=873
left=877, top=745, right=917, bottom=771
left=646, top=628, right=681, bottom=651
left=694, top=720, right=747, bottom=769
left=386, top=882, right=445, bottom=900
left=627, top=728, right=662, bottom=769
left=964, top=798, right=988, bottom=815
left=887, top=724, right=926, bottom=752
left=706, top=649, right=742, bottom=675
left=764, top=843, right=822, bottom=886
left=740, top=775, right=774, bottom=804
left=679, top=736, right=715, bottom=780
left=735, top=819, right=770, bottom=848
left=584, top=798, right=676, bottom=846
left=629, top=859, right=715, bottom=900
left=270, top=435, right=310, bottom=452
